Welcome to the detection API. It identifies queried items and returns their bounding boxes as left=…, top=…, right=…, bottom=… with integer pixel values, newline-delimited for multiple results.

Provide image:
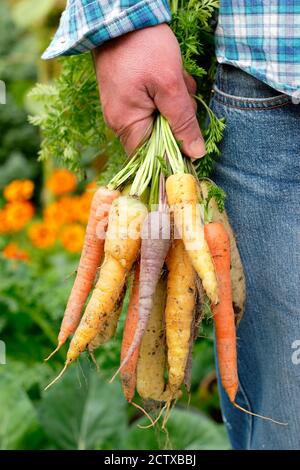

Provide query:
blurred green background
left=0, top=0, right=229, bottom=450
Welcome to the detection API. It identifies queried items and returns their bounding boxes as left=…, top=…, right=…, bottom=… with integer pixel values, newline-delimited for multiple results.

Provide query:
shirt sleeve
left=42, top=0, right=171, bottom=60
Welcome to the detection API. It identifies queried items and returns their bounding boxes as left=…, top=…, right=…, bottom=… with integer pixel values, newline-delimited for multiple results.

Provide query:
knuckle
left=191, top=97, right=197, bottom=112
left=184, top=71, right=197, bottom=93
left=102, top=104, right=117, bottom=130
left=159, top=70, right=181, bottom=94
left=102, top=103, right=126, bottom=134
left=105, top=111, right=131, bottom=141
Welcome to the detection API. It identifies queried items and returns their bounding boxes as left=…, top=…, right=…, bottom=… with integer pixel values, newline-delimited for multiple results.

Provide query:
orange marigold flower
left=58, top=196, right=81, bottom=223
left=4, top=179, right=34, bottom=202
left=47, top=169, right=77, bottom=196
left=28, top=222, right=57, bottom=249
left=76, top=193, right=93, bottom=224
left=86, top=181, right=97, bottom=192
left=44, top=201, right=68, bottom=227
left=60, top=224, right=85, bottom=253
left=5, top=201, right=34, bottom=232
left=3, top=242, right=29, bottom=262
left=44, top=196, right=83, bottom=227
left=0, top=209, right=10, bottom=234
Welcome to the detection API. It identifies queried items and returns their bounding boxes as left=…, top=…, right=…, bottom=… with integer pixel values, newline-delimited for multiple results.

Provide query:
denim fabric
left=210, top=64, right=300, bottom=450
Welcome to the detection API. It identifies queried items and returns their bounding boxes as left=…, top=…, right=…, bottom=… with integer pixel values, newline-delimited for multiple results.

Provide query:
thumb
left=154, top=75, right=206, bottom=159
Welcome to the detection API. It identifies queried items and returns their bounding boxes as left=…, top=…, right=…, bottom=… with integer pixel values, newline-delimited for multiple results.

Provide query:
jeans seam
left=236, top=361, right=253, bottom=450
left=213, top=94, right=290, bottom=111
left=214, top=83, right=287, bottom=102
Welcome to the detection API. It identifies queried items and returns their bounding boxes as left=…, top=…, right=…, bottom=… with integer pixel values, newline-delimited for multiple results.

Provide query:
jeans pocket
left=213, top=64, right=291, bottom=110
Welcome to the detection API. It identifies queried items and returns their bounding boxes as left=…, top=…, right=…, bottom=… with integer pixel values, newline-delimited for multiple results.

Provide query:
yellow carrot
left=165, top=240, right=196, bottom=394
left=136, top=278, right=167, bottom=401
left=66, top=196, right=148, bottom=364
left=88, top=289, right=125, bottom=353
left=166, top=173, right=219, bottom=304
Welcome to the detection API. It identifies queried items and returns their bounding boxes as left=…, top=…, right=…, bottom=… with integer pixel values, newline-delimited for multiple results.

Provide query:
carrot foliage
left=29, top=0, right=224, bottom=181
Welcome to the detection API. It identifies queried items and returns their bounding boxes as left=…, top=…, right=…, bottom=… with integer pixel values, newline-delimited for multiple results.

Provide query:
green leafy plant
left=0, top=2, right=40, bottom=188
left=29, top=0, right=225, bottom=182
left=0, top=250, right=228, bottom=450
left=38, top=360, right=128, bottom=450
left=124, top=408, right=229, bottom=450
left=0, top=373, right=40, bottom=450
left=28, top=55, right=115, bottom=177
left=0, top=355, right=229, bottom=450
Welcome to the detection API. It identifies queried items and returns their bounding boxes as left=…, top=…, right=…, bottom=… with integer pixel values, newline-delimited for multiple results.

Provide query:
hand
left=93, top=24, right=206, bottom=158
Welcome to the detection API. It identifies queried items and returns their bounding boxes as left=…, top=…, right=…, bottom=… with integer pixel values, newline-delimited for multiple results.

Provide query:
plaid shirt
left=215, top=1, right=300, bottom=99
left=43, top=1, right=300, bottom=98
left=42, top=0, right=171, bottom=58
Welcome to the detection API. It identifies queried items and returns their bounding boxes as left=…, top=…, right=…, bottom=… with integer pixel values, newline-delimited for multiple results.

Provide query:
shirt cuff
left=42, top=0, right=171, bottom=60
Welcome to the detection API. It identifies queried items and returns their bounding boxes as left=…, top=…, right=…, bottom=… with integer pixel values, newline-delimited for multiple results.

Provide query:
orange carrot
left=120, top=262, right=140, bottom=402
left=204, top=222, right=238, bottom=403
left=204, top=222, right=288, bottom=425
left=46, top=186, right=120, bottom=359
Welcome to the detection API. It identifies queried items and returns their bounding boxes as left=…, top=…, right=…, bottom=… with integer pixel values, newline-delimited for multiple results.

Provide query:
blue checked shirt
left=43, top=1, right=300, bottom=98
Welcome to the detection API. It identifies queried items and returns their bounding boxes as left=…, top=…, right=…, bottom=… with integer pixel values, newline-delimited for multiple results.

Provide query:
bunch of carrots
left=45, top=115, right=284, bottom=426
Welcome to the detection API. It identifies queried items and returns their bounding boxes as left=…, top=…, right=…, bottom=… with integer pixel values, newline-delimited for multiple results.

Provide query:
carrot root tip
left=89, top=351, right=100, bottom=372
left=131, top=401, right=155, bottom=428
left=232, top=401, right=288, bottom=426
left=44, top=344, right=62, bottom=362
left=44, top=363, right=68, bottom=391
left=138, top=404, right=166, bottom=429
left=109, top=358, right=128, bottom=384
left=109, top=369, right=119, bottom=384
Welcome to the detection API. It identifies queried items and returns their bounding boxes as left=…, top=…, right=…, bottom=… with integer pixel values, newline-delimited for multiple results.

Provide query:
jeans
left=210, top=64, right=300, bottom=450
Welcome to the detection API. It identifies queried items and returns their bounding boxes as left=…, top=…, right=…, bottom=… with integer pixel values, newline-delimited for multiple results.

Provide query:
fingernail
left=188, top=138, right=206, bottom=159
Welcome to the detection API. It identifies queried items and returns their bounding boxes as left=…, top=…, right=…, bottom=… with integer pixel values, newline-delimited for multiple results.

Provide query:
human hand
left=93, top=24, right=206, bottom=158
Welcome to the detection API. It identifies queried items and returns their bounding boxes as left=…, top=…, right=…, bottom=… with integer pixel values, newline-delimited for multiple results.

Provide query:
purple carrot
left=126, top=209, right=170, bottom=359
left=110, top=207, right=170, bottom=382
